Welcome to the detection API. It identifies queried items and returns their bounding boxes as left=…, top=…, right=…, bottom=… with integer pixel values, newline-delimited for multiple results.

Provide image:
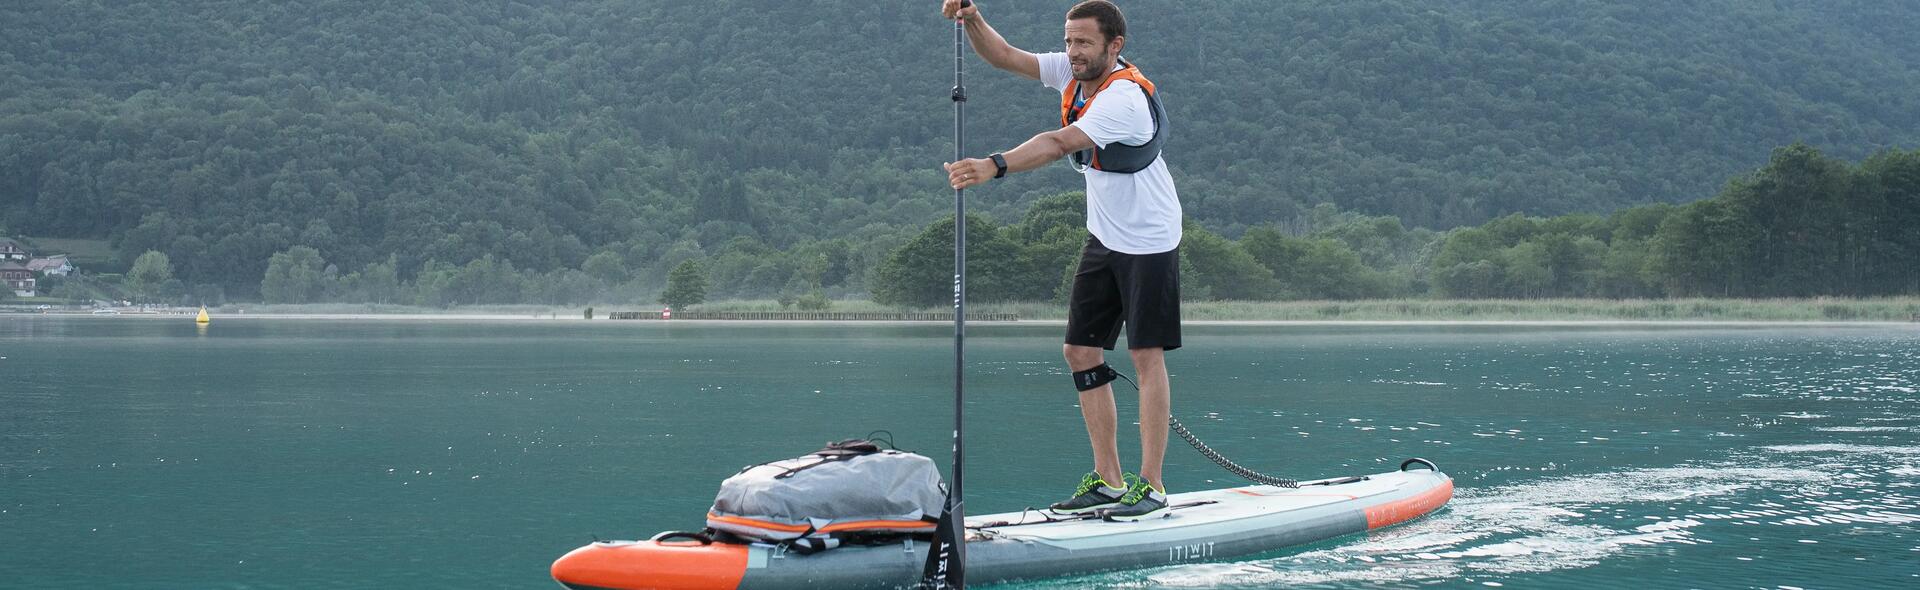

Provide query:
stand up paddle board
left=551, top=459, right=1450, bottom=590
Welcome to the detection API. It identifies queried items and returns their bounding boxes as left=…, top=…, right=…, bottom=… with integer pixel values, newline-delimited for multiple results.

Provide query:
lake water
left=2, top=318, right=1916, bottom=588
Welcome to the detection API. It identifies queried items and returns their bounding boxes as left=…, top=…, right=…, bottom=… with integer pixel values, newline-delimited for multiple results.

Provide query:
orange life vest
left=1059, top=58, right=1168, bottom=173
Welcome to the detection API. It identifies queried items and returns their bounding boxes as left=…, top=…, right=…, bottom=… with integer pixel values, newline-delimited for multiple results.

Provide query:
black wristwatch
left=989, top=153, right=1008, bottom=179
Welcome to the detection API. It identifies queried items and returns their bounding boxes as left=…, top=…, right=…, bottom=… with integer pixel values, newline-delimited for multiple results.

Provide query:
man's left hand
left=945, top=158, right=998, bottom=190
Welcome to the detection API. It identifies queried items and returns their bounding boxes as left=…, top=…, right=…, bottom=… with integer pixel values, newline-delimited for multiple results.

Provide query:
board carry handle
left=649, top=531, right=715, bottom=545
left=1400, top=458, right=1438, bottom=472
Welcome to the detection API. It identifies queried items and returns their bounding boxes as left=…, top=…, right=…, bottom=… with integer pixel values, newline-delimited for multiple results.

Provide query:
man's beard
left=1072, top=51, right=1112, bottom=81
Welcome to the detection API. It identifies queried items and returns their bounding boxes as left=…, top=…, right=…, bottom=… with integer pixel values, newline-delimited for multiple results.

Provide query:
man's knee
left=1063, top=343, right=1104, bottom=370
left=1128, top=346, right=1165, bottom=368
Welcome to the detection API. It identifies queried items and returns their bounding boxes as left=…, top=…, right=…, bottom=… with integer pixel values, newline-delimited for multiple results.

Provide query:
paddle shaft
left=946, top=1, right=971, bottom=588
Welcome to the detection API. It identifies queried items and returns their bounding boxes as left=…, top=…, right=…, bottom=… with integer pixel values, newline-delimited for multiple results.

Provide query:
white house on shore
left=2, top=261, right=34, bottom=297
left=1, top=238, right=44, bottom=296
left=2, top=238, right=85, bottom=297
left=0, top=238, right=27, bottom=263
left=28, top=254, right=73, bottom=276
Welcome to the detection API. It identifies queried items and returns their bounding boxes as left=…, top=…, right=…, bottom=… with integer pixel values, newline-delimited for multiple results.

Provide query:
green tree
left=1180, top=223, right=1277, bottom=301
left=705, top=237, right=777, bottom=299
left=261, top=246, right=334, bottom=304
left=1008, top=193, right=1088, bottom=302
left=1522, top=233, right=1607, bottom=297
left=792, top=240, right=855, bottom=290
left=1296, top=239, right=1384, bottom=299
left=1649, top=199, right=1760, bottom=297
left=795, top=290, right=831, bottom=311
left=1720, top=144, right=1854, bottom=296
left=1480, top=214, right=1541, bottom=246
left=1432, top=260, right=1504, bottom=299
left=1595, top=238, right=1660, bottom=298
left=448, top=255, right=526, bottom=305
left=1311, top=214, right=1415, bottom=269
left=582, top=251, right=629, bottom=284
left=1428, top=228, right=1506, bottom=298
left=1241, top=226, right=1385, bottom=300
left=1500, top=242, right=1553, bottom=298
left=538, top=269, right=600, bottom=306
left=871, top=214, right=1022, bottom=308
left=1608, top=204, right=1678, bottom=243
left=1013, top=192, right=1087, bottom=243
left=125, top=250, right=174, bottom=303
left=1429, top=227, right=1503, bottom=270
left=344, top=256, right=401, bottom=305
left=412, top=260, right=460, bottom=308
left=660, top=259, right=708, bottom=309
left=1859, top=150, right=1920, bottom=294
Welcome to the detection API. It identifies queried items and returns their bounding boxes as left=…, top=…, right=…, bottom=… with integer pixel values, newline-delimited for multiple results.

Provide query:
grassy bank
left=694, top=297, right=1920, bottom=322
left=147, top=298, right=1920, bottom=322
left=1174, top=298, right=1920, bottom=322
left=207, top=303, right=588, bottom=317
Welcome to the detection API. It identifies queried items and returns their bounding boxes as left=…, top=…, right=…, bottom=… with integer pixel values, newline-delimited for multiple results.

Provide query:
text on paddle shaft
left=1168, top=542, right=1216, bottom=562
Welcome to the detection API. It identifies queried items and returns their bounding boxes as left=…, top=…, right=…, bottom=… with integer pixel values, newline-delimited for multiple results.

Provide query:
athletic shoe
left=1101, top=479, right=1169, bottom=521
left=1049, top=472, right=1130, bottom=514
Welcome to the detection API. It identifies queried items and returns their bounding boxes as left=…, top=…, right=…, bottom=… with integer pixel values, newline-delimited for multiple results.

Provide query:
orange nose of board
left=1365, top=479, right=1454, bottom=529
left=551, top=540, right=750, bottom=590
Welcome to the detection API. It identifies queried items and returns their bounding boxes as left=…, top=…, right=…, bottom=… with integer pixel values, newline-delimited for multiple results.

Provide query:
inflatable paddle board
left=552, top=459, right=1450, bottom=590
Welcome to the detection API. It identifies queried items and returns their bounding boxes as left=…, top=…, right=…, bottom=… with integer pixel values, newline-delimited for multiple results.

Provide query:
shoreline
left=7, top=312, right=1913, bottom=328
left=9, top=296, right=1917, bottom=325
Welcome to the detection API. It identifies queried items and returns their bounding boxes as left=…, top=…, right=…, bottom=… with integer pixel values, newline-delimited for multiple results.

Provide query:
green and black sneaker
left=1100, top=478, right=1169, bottom=521
left=1048, top=472, right=1130, bottom=514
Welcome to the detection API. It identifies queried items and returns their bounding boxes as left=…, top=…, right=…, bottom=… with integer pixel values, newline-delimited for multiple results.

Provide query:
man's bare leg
left=1129, top=347, right=1170, bottom=492
left=1065, top=343, right=1124, bottom=488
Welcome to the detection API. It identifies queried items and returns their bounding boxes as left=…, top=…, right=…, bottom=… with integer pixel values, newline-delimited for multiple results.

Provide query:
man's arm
left=943, top=0, right=1040, bottom=80
left=945, top=126, right=1096, bottom=189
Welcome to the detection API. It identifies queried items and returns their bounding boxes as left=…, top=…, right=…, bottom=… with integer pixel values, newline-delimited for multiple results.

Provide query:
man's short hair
left=1067, top=0, right=1127, bottom=44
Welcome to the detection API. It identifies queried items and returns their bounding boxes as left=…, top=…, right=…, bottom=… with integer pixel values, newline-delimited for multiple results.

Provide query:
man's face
left=1064, top=18, right=1119, bottom=82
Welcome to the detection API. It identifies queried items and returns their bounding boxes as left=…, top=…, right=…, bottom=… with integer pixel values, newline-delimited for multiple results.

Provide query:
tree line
left=56, top=145, right=1920, bottom=307
left=6, top=1, right=1920, bottom=303
left=65, top=143, right=1906, bottom=308
left=859, top=144, right=1920, bottom=306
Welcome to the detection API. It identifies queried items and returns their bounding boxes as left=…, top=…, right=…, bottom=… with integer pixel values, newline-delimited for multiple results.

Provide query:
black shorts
left=1065, top=235, right=1181, bottom=351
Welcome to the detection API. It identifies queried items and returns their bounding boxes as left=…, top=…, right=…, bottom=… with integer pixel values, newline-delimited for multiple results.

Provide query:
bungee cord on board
left=1107, top=371, right=1301, bottom=489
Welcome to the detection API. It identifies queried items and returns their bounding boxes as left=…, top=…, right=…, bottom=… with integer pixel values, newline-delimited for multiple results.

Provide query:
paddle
left=920, top=2, right=972, bottom=588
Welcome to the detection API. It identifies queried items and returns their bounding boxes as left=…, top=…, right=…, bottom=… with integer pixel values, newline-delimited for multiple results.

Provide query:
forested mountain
left=3, top=0, right=1917, bottom=301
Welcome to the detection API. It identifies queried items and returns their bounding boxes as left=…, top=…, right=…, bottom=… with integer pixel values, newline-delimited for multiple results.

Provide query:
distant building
left=0, top=238, right=28, bottom=263
left=2, top=261, right=36, bottom=297
left=28, top=255, right=73, bottom=276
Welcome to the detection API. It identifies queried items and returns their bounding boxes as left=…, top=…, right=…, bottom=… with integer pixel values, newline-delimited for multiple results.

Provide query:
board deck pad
left=978, top=476, right=1402, bottom=544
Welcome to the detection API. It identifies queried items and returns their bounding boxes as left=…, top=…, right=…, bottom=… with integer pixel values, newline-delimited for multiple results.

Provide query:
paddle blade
left=916, top=501, right=965, bottom=589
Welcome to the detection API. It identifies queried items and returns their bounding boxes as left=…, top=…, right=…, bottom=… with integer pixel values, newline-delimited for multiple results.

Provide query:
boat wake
left=1024, top=442, right=1920, bottom=589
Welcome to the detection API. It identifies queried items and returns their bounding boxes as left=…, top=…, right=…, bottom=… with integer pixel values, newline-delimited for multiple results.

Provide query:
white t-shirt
left=1038, top=52, right=1182, bottom=255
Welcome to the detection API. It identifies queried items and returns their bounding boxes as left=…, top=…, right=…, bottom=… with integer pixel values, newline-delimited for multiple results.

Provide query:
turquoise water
left=2, top=318, right=1917, bottom=588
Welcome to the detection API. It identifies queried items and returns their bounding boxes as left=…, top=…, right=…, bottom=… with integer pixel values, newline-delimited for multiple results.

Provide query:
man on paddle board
left=942, top=0, right=1180, bottom=521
